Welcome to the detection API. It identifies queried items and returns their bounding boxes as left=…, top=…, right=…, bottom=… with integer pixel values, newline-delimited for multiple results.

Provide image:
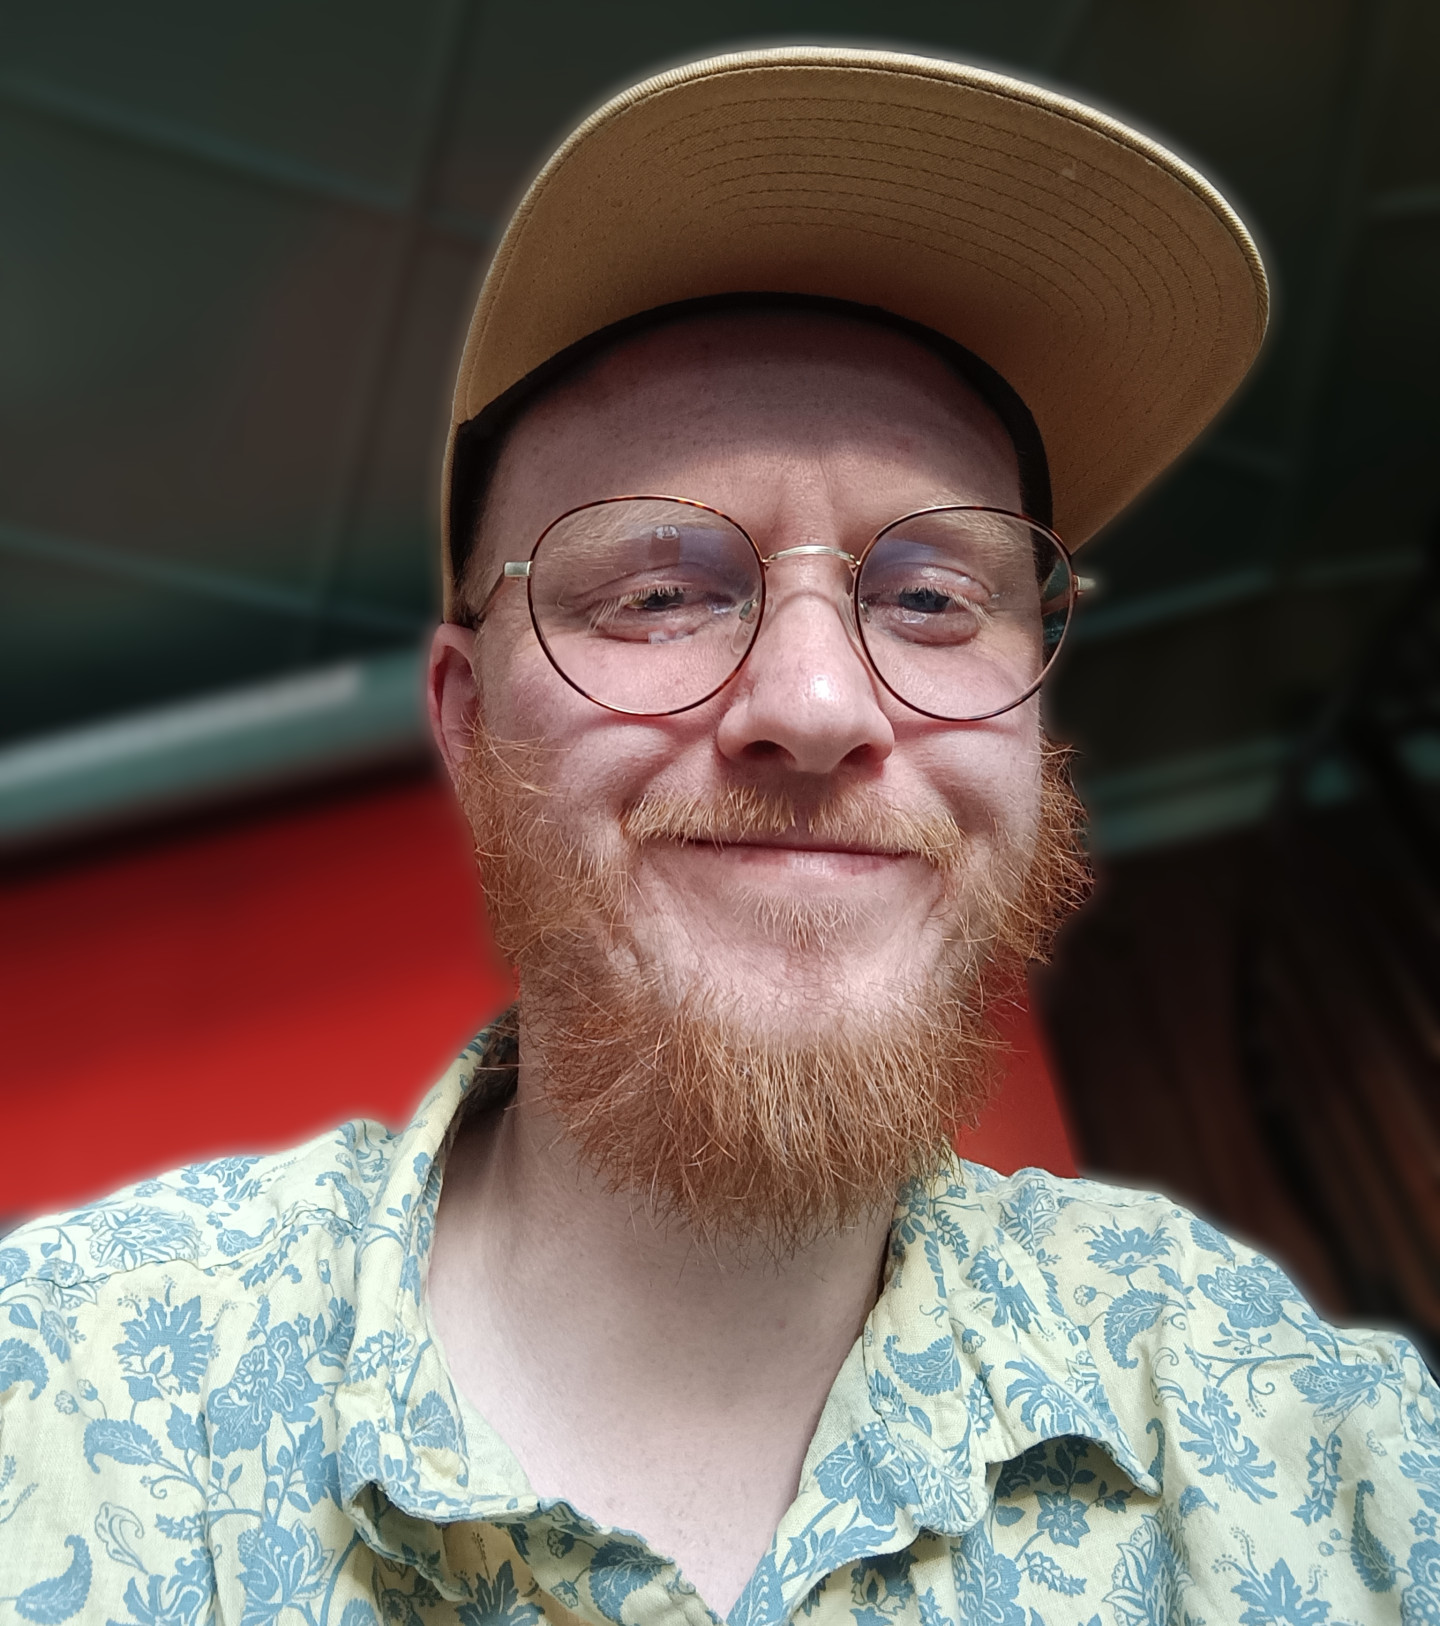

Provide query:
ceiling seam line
left=0, top=520, right=425, bottom=635
left=0, top=70, right=497, bottom=244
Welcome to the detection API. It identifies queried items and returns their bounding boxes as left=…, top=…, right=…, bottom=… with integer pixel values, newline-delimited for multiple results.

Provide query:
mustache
left=620, top=784, right=966, bottom=870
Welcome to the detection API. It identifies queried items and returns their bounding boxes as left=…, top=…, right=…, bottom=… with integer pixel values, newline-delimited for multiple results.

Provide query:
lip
left=659, top=835, right=920, bottom=879
left=680, top=833, right=908, bottom=859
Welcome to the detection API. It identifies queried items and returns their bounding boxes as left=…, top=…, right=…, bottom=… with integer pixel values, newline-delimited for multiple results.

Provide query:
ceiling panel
left=0, top=100, right=408, bottom=585
left=0, top=1, right=465, bottom=201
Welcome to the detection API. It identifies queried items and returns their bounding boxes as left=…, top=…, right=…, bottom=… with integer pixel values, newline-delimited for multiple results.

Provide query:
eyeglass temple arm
left=468, top=560, right=532, bottom=627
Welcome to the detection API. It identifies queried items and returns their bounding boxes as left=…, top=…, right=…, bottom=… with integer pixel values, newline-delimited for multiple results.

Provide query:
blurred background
left=1, top=2, right=1437, bottom=1353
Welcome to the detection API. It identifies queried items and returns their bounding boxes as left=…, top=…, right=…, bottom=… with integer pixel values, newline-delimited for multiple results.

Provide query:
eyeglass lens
left=526, top=497, right=1073, bottom=720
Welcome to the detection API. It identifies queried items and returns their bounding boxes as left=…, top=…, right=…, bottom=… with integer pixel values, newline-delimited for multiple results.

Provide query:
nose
left=715, top=564, right=895, bottom=775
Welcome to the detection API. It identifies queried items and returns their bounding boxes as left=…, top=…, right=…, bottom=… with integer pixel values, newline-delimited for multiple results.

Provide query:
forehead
left=498, top=309, right=1013, bottom=468
left=473, top=311, right=1022, bottom=574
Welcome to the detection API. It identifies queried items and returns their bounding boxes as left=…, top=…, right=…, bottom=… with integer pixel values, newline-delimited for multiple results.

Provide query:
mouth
left=620, top=789, right=962, bottom=875
left=678, top=831, right=910, bottom=859
left=654, top=832, right=923, bottom=884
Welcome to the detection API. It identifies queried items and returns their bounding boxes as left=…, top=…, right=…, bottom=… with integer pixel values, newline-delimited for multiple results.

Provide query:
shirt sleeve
left=0, top=1229, right=116, bottom=1613
left=1016, top=1169, right=1440, bottom=1622
left=1151, top=1201, right=1440, bottom=1622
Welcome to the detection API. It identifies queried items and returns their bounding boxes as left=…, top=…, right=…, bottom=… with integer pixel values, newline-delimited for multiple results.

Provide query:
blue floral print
left=1196, top=1262, right=1291, bottom=1330
left=114, top=1295, right=212, bottom=1402
left=1, top=1011, right=1437, bottom=1625
left=209, top=1321, right=323, bottom=1456
left=814, top=1427, right=918, bottom=1524
left=1033, top=1492, right=1088, bottom=1548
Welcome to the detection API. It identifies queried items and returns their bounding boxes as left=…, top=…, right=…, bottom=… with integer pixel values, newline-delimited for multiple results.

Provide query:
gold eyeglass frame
left=465, top=494, right=1088, bottom=723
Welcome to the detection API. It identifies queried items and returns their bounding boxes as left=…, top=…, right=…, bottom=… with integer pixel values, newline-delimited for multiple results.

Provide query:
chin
left=642, top=861, right=943, bottom=951
left=641, top=922, right=960, bottom=1031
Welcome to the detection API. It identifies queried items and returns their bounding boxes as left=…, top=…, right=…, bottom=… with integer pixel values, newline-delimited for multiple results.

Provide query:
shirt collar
left=333, top=1011, right=1156, bottom=1606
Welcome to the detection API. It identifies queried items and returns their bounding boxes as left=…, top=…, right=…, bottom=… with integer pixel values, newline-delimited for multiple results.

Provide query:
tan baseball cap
left=441, top=45, right=1268, bottom=616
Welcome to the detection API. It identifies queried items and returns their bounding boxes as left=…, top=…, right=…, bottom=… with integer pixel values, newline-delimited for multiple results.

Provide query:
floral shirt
left=1, top=1015, right=1437, bottom=1626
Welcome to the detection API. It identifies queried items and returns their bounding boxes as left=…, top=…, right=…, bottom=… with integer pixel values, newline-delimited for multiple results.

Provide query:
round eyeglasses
left=467, top=496, right=1082, bottom=722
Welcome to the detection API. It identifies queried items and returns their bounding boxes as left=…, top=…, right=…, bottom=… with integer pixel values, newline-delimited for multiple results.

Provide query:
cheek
left=477, top=629, right=703, bottom=825
left=927, top=713, right=1046, bottom=852
left=476, top=616, right=572, bottom=739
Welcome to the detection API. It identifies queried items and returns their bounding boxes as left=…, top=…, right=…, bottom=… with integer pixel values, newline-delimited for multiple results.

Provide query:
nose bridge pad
left=837, top=586, right=860, bottom=643
left=731, top=594, right=760, bottom=657
left=815, top=573, right=864, bottom=657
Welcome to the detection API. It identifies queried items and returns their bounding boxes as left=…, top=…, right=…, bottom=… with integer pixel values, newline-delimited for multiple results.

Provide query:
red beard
left=457, top=722, right=1087, bottom=1252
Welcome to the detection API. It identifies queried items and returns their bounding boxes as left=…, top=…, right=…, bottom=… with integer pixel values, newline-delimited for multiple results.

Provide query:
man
left=1, top=46, right=1435, bottom=1626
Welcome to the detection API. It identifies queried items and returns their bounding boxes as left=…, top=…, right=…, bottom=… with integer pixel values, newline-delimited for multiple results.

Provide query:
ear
left=428, top=623, right=479, bottom=786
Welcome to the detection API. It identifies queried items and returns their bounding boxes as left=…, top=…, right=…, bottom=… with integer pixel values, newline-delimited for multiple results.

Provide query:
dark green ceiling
left=1, top=0, right=1437, bottom=848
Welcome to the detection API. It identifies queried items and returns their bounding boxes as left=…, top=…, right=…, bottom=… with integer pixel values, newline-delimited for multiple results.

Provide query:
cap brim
left=444, top=46, right=1267, bottom=613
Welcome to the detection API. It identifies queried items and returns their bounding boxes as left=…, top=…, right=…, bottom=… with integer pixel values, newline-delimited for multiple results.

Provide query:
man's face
left=430, top=311, right=1077, bottom=1244
left=445, top=313, right=1043, bottom=1017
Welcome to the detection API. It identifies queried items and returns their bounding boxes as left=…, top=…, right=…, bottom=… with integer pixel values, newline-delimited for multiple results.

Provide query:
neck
left=432, top=1041, right=892, bottom=1411
left=427, top=1019, right=898, bottom=1613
